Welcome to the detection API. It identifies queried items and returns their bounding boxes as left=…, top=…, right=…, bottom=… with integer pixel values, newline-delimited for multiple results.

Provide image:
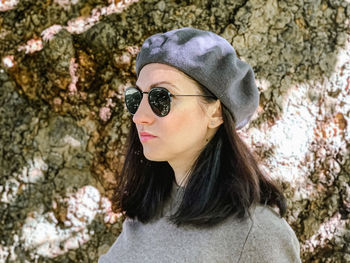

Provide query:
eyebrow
left=136, top=81, right=179, bottom=93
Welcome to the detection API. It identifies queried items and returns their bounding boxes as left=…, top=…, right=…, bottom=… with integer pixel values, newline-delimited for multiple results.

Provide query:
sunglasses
left=124, top=86, right=216, bottom=117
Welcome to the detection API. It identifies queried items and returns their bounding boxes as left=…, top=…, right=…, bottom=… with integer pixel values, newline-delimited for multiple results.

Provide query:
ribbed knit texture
left=99, top=181, right=301, bottom=263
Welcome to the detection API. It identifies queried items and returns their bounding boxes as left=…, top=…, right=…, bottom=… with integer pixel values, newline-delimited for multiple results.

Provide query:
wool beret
left=135, top=27, right=259, bottom=130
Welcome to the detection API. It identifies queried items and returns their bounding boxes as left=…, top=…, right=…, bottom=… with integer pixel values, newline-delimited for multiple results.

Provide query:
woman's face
left=133, top=63, right=216, bottom=165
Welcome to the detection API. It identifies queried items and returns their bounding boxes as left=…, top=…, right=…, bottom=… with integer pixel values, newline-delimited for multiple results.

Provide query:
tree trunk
left=0, top=0, right=349, bottom=262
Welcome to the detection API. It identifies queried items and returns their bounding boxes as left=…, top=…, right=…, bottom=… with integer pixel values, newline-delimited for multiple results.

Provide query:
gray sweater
left=99, top=181, right=301, bottom=263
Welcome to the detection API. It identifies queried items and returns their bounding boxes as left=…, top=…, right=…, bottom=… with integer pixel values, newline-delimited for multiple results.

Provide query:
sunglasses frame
left=124, top=86, right=216, bottom=117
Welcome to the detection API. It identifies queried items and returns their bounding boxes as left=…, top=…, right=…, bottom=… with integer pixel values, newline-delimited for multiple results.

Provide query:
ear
left=208, top=99, right=224, bottom=128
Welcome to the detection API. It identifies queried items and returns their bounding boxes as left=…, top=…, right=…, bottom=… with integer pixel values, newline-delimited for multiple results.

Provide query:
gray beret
left=135, top=27, right=259, bottom=130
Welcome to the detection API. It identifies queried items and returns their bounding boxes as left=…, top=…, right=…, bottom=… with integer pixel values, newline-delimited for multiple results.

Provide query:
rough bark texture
left=0, top=0, right=349, bottom=262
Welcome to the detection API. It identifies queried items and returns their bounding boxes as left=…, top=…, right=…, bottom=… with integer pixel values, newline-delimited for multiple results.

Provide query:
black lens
left=149, top=88, right=171, bottom=117
left=125, top=87, right=142, bottom=114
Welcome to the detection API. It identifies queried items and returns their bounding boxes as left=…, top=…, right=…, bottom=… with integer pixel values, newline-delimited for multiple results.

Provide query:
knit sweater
left=99, top=181, right=301, bottom=263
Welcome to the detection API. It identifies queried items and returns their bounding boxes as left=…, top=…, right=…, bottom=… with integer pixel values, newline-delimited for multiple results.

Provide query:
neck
left=168, top=157, right=196, bottom=187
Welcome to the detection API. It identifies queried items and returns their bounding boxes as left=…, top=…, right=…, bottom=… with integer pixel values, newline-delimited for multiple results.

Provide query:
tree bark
left=0, top=0, right=349, bottom=262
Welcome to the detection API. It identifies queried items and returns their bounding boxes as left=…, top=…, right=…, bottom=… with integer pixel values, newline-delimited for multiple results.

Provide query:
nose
left=132, top=93, right=155, bottom=125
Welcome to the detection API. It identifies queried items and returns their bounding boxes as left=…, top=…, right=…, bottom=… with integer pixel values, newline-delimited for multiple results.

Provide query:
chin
left=143, top=151, right=166, bottom=162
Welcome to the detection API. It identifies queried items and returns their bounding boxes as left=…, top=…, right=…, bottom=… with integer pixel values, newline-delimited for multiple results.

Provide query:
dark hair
left=112, top=83, right=287, bottom=228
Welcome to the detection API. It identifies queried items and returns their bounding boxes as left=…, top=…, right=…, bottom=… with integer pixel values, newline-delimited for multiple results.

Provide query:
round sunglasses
left=124, top=86, right=216, bottom=117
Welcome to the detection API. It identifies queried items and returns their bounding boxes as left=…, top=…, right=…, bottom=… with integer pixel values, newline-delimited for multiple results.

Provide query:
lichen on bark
left=0, top=0, right=350, bottom=262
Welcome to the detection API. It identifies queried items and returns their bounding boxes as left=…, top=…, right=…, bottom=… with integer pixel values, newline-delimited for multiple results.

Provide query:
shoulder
left=238, top=204, right=301, bottom=263
left=251, top=204, right=298, bottom=243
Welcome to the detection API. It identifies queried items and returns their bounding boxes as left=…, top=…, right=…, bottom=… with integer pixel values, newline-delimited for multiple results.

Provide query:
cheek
left=161, top=106, right=207, bottom=144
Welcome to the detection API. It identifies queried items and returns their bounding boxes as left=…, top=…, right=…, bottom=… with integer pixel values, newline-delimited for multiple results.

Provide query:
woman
left=99, top=27, right=301, bottom=263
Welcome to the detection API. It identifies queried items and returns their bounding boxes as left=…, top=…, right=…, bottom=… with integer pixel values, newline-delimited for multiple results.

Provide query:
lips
left=139, top=131, right=157, bottom=142
left=140, top=131, right=156, bottom=137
